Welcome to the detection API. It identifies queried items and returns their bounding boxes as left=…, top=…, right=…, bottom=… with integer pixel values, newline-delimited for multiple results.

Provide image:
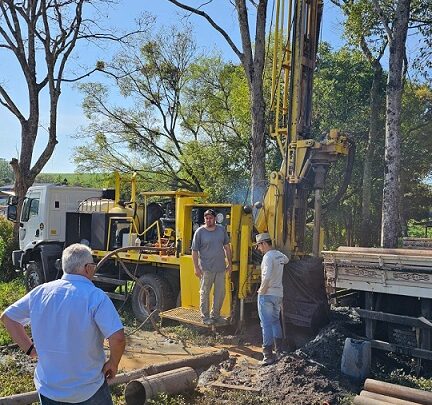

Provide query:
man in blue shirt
left=0, top=243, right=125, bottom=404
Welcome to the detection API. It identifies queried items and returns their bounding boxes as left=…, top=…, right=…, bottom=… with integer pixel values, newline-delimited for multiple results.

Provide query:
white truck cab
left=8, top=184, right=105, bottom=290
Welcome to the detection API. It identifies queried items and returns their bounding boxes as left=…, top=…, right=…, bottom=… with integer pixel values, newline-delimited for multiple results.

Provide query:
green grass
left=161, top=324, right=226, bottom=347
left=0, top=355, right=35, bottom=397
left=0, top=278, right=26, bottom=345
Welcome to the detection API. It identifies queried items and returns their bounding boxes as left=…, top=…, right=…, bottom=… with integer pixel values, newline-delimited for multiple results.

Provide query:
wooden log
left=336, top=246, right=432, bottom=257
left=0, top=349, right=229, bottom=405
left=360, top=390, right=422, bottom=404
left=364, top=379, right=432, bottom=405
left=353, top=395, right=395, bottom=405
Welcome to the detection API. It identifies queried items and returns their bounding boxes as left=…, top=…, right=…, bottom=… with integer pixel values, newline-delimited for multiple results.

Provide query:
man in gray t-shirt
left=191, top=209, right=232, bottom=325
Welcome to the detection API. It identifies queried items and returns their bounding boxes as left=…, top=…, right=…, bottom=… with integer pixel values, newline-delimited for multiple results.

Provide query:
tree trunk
left=249, top=75, right=267, bottom=204
left=360, top=61, right=383, bottom=247
left=380, top=0, right=411, bottom=248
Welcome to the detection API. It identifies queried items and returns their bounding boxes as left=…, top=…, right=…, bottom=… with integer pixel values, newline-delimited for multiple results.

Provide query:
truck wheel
left=131, top=274, right=175, bottom=322
left=25, top=262, right=45, bottom=292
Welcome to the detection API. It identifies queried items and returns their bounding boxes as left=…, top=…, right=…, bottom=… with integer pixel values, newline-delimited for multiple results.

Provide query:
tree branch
left=371, top=0, right=393, bottom=40
left=166, top=0, right=243, bottom=61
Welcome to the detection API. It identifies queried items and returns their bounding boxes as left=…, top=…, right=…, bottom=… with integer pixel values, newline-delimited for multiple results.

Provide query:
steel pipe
left=0, top=349, right=229, bottom=405
left=125, top=367, right=197, bottom=405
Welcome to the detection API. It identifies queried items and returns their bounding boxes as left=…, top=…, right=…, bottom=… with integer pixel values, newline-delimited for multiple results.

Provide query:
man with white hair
left=0, top=243, right=125, bottom=404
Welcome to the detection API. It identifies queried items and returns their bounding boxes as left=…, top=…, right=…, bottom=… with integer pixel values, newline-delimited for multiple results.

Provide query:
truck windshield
left=21, top=197, right=40, bottom=222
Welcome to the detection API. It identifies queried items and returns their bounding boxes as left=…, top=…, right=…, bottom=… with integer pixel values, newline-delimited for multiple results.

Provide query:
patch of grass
left=0, top=355, right=35, bottom=397
left=161, top=324, right=225, bottom=347
left=112, top=383, right=126, bottom=405
left=141, top=390, right=272, bottom=405
left=338, top=394, right=356, bottom=404
left=0, top=279, right=26, bottom=345
left=386, top=369, right=432, bottom=392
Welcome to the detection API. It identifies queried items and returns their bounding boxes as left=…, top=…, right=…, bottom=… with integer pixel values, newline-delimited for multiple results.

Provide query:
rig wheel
left=131, top=274, right=175, bottom=322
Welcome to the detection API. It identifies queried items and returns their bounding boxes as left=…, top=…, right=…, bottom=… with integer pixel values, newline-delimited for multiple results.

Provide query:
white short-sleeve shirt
left=4, top=274, right=123, bottom=402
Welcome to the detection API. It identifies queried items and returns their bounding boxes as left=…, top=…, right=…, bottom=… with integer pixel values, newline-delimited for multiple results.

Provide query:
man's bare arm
left=0, top=312, right=36, bottom=358
left=103, top=329, right=126, bottom=380
left=192, top=250, right=202, bottom=278
left=224, top=244, right=232, bottom=273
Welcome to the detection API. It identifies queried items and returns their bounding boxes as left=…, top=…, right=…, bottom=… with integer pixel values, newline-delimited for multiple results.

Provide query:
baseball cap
left=204, top=209, right=216, bottom=217
left=255, top=232, right=272, bottom=245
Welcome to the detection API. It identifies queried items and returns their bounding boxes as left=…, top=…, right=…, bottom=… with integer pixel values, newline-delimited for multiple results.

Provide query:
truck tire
left=131, top=274, right=175, bottom=322
left=25, top=262, right=45, bottom=292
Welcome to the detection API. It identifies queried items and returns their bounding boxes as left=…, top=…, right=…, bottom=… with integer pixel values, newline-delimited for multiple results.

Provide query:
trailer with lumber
left=323, top=246, right=432, bottom=360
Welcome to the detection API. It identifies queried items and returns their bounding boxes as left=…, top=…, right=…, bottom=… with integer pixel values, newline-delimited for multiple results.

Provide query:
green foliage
left=35, top=172, right=115, bottom=189
left=400, top=84, right=432, bottom=224
left=313, top=44, right=385, bottom=247
left=0, top=279, right=26, bottom=345
left=74, top=25, right=252, bottom=201
left=148, top=393, right=188, bottom=405
left=0, top=158, right=14, bottom=186
left=407, top=220, right=431, bottom=238
left=0, top=356, right=34, bottom=397
left=0, top=216, right=16, bottom=282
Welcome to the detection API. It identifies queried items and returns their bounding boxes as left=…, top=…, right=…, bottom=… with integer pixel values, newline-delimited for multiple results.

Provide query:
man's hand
left=194, top=266, right=203, bottom=278
left=102, top=359, right=118, bottom=380
left=225, top=264, right=232, bottom=274
left=105, top=329, right=125, bottom=380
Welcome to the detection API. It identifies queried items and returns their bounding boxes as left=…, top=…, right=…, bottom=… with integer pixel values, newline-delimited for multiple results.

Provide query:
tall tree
left=166, top=0, right=268, bottom=204
left=332, top=0, right=387, bottom=246
left=0, top=0, right=147, bottom=226
left=75, top=27, right=251, bottom=201
left=372, top=0, right=411, bottom=247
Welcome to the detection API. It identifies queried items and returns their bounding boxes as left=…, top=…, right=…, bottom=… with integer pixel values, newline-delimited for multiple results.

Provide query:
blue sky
left=0, top=0, right=346, bottom=173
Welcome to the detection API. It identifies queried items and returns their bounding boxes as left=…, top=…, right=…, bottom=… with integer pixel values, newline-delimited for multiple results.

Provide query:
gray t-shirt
left=191, top=225, right=229, bottom=273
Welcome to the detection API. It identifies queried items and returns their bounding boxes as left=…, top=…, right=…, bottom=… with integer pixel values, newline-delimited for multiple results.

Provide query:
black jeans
left=39, top=380, right=113, bottom=405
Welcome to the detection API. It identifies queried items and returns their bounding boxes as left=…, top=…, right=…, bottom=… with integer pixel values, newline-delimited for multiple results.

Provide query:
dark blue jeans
left=39, top=380, right=113, bottom=405
left=258, top=294, right=283, bottom=347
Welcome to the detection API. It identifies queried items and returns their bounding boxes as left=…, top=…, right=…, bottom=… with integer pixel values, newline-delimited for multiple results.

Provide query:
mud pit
left=117, top=307, right=362, bottom=404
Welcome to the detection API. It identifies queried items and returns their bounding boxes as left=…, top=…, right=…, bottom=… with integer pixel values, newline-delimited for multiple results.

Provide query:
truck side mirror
left=8, top=195, right=18, bottom=205
left=7, top=205, right=17, bottom=222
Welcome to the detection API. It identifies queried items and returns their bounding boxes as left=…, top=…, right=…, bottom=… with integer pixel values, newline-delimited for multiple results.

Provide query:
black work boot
left=274, top=338, right=288, bottom=359
left=262, top=345, right=275, bottom=366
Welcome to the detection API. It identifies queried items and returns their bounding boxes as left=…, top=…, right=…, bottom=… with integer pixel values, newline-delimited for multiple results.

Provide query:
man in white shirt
left=0, top=243, right=125, bottom=404
left=255, top=233, right=289, bottom=366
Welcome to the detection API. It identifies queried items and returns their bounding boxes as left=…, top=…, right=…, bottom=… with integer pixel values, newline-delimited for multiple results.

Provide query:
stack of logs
left=353, top=378, right=432, bottom=405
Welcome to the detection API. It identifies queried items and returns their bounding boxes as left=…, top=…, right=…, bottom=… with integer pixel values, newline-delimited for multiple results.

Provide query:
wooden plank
left=93, top=275, right=127, bottom=285
left=334, top=246, right=432, bottom=257
left=357, top=309, right=432, bottom=329
left=365, top=293, right=375, bottom=339
left=420, top=299, right=432, bottom=351
left=369, top=340, right=432, bottom=361
left=211, top=382, right=261, bottom=393
left=106, top=292, right=127, bottom=301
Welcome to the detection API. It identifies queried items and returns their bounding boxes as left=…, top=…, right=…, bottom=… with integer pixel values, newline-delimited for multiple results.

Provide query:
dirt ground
left=115, top=306, right=364, bottom=404
left=2, top=306, right=429, bottom=404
